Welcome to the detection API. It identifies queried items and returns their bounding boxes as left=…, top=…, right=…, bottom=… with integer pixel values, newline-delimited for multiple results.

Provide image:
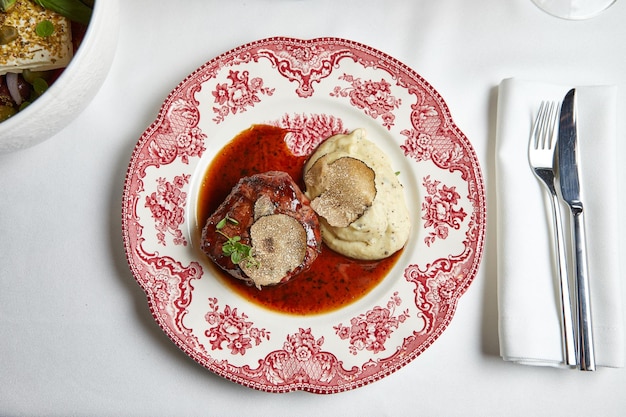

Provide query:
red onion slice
left=6, top=72, right=22, bottom=106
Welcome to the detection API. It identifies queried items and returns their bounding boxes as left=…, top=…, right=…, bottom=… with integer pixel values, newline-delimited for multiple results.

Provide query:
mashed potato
left=303, top=128, right=410, bottom=260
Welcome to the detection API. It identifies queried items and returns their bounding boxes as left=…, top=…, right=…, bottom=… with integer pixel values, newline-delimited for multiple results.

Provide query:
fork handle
left=571, top=207, right=596, bottom=371
left=550, top=192, right=578, bottom=366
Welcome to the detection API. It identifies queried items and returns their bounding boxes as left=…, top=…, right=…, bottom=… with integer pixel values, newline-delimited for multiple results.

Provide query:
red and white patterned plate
left=122, top=37, right=486, bottom=393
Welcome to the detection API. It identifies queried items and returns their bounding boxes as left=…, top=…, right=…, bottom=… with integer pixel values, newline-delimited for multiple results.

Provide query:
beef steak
left=200, top=171, right=321, bottom=288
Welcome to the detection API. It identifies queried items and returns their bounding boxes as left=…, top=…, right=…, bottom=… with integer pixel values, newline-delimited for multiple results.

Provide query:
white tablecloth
left=1, top=1, right=625, bottom=415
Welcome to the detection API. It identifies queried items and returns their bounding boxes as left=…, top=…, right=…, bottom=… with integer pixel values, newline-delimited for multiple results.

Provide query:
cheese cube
left=0, top=0, right=73, bottom=75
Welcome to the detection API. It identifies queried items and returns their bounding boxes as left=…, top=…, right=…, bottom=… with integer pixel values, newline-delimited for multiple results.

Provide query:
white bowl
left=0, top=0, right=119, bottom=153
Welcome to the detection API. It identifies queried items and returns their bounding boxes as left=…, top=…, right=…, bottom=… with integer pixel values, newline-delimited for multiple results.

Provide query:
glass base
left=532, top=0, right=616, bottom=19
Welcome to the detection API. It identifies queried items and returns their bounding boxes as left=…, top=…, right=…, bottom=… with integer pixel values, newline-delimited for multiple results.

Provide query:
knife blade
left=558, top=88, right=596, bottom=371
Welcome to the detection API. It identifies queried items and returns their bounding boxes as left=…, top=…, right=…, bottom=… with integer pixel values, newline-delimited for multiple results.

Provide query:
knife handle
left=571, top=207, right=596, bottom=371
left=551, top=192, right=577, bottom=367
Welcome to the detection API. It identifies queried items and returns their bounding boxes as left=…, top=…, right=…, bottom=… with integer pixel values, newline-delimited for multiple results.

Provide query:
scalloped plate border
left=122, top=37, right=486, bottom=394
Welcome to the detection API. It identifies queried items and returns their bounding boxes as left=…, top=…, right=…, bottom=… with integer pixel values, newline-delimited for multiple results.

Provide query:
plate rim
left=122, top=36, right=486, bottom=394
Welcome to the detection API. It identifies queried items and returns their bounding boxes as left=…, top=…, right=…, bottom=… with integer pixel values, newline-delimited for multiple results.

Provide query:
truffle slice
left=304, top=156, right=377, bottom=227
left=240, top=214, right=308, bottom=287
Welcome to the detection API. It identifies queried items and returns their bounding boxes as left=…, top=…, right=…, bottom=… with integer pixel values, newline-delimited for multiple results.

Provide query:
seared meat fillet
left=201, top=171, right=321, bottom=288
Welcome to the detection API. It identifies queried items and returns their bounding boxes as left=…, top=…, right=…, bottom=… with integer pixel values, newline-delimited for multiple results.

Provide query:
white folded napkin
left=496, top=78, right=624, bottom=368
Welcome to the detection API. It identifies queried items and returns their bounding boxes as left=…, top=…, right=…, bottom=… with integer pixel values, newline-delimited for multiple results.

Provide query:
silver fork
left=528, top=101, right=577, bottom=367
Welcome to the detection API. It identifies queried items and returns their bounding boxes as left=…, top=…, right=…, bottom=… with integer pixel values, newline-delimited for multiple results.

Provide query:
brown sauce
left=197, top=125, right=401, bottom=315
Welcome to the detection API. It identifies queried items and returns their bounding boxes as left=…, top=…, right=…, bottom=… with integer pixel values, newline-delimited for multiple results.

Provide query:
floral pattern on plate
left=122, top=37, right=486, bottom=394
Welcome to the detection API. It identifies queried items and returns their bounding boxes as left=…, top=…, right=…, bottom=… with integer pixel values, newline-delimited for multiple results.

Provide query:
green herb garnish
left=36, top=20, right=55, bottom=37
left=32, top=0, right=93, bottom=25
left=216, top=214, right=238, bottom=230
left=0, top=0, right=17, bottom=12
left=216, top=215, right=259, bottom=268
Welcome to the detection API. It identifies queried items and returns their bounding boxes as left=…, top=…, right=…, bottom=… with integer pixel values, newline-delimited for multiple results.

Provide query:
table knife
left=557, top=88, right=596, bottom=371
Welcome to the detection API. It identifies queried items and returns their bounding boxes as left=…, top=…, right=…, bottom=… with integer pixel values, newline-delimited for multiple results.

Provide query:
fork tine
left=548, top=101, right=561, bottom=150
left=530, top=102, right=545, bottom=150
left=543, top=101, right=557, bottom=150
left=533, top=101, right=558, bottom=151
left=541, top=101, right=552, bottom=149
left=531, top=101, right=550, bottom=150
left=541, top=102, right=552, bottom=149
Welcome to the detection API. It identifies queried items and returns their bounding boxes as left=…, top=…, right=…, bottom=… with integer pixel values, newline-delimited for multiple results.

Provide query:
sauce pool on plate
left=197, top=125, right=402, bottom=315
